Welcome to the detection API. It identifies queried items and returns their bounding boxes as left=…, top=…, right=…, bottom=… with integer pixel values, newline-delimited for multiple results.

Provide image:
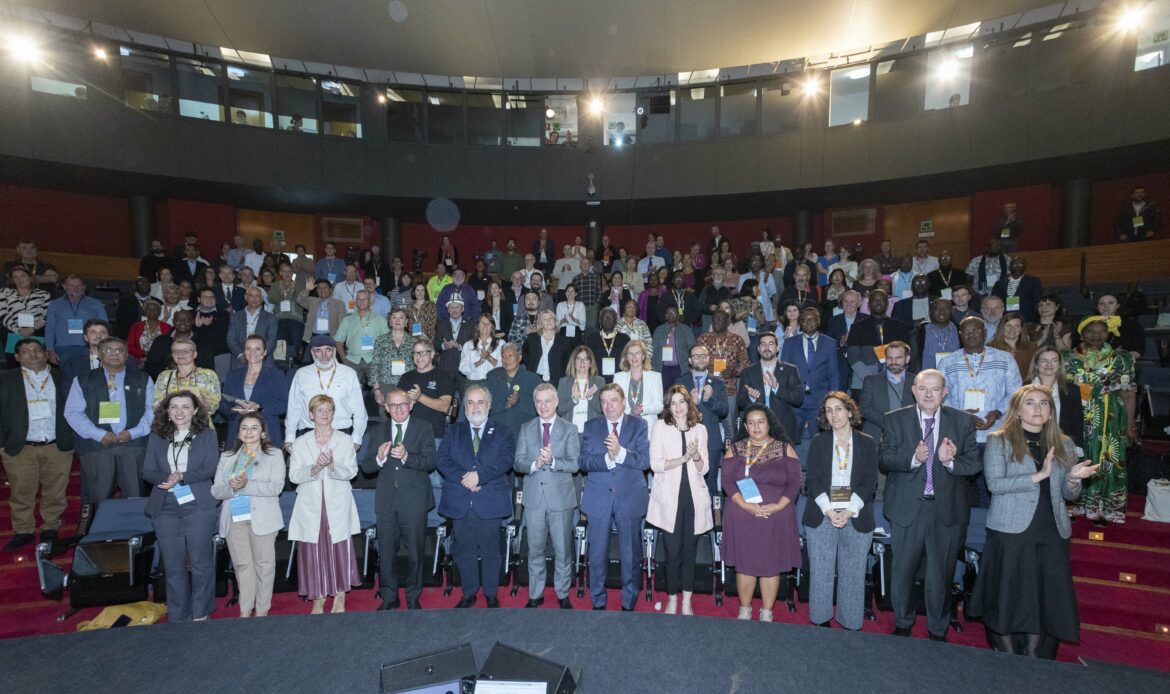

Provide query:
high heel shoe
left=331, top=592, right=346, bottom=614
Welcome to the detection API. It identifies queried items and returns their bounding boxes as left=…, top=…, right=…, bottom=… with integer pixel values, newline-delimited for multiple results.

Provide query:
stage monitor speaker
left=70, top=538, right=152, bottom=608
left=477, top=643, right=576, bottom=694
left=379, top=643, right=477, bottom=694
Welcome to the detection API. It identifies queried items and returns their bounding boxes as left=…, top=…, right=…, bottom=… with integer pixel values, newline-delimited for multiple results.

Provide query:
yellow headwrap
left=1077, top=314, right=1121, bottom=337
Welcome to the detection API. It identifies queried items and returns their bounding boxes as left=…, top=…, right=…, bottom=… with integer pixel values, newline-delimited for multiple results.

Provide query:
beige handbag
left=1143, top=479, right=1170, bottom=523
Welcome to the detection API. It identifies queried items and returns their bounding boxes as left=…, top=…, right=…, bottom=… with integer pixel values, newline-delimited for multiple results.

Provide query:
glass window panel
left=30, top=75, right=87, bottom=99
left=636, top=91, right=673, bottom=144
left=1028, top=25, right=1088, bottom=92
left=121, top=47, right=173, bottom=113
left=829, top=65, right=870, bottom=127
left=466, top=92, right=502, bottom=146
left=544, top=95, right=580, bottom=146
left=321, top=80, right=361, bottom=138
left=427, top=90, right=464, bottom=144
left=1134, top=0, right=1170, bottom=72
left=971, top=39, right=1029, bottom=101
left=276, top=74, right=319, bottom=133
left=602, top=93, right=637, bottom=146
left=29, top=43, right=89, bottom=100
left=719, top=82, right=757, bottom=138
left=505, top=93, right=543, bottom=146
left=760, top=81, right=800, bottom=134
left=176, top=57, right=224, bottom=121
left=680, top=86, right=717, bottom=141
left=874, top=57, right=925, bottom=122
left=925, top=45, right=973, bottom=110
left=385, top=88, right=424, bottom=142
left=226, top=65, right=273, bottom=127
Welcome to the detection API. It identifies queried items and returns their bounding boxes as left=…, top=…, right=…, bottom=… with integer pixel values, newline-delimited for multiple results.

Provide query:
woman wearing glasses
left=153, top=337, right=221, bottom=424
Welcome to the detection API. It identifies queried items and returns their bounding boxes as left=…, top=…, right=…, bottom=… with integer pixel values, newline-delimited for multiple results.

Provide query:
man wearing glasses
left=64, top=337, right=155, bottom=506
left=396, top=337, right=456, bottom=450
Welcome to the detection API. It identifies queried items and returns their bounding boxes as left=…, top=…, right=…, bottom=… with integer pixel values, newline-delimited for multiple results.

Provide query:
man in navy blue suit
left=781, top=308, right=839, bottom=462
left=213, top=265, right=246, bottom=314
left=579, top=382, right=650, bottom=611
left=436, top=384, right=516, bottom=608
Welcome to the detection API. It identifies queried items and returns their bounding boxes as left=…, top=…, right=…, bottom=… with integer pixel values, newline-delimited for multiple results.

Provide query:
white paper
left=963, top=388, right=986, bottom=412
left=661, top=346, right=674, bottom=363
left=315, top=317, right=329, bottom=333
left=16, top=313, right=35, bottom=328
left=601, top=357, right=616, bottom=376
left=280, top=300, right=292, bottom=313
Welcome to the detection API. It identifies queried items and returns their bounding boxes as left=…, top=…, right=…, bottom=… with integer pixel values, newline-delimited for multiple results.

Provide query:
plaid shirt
left=695, top=331, right=749, bottom=395
left=572, top=272, right=601, bottom=306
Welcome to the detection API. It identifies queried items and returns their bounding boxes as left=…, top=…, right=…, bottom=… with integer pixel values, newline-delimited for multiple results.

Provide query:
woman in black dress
left=969, top=384, right=1099, bottom=658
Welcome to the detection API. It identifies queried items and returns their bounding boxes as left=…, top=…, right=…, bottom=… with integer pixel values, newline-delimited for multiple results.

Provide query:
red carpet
left=2, top=457, right=1169, bottom=672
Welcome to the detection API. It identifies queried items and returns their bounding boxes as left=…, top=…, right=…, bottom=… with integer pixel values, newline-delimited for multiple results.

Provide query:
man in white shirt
left=284, top=335, right=367, bottom=450
left=737, top=255, right=778, bottom=323
left=333, top=263, right=363, bottom=314
left=636, top=240, right=666, bottom=277
left=513, top=384, right=580, bottom=609
left=243, top=239, right=267, bottom=277
left=552, top=245, right=581, bottom=292
left=911, top=240, right=940, bottom=276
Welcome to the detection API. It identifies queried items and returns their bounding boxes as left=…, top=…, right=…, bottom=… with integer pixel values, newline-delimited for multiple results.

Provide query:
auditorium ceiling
left=15, top=0, right=1069, bottom=78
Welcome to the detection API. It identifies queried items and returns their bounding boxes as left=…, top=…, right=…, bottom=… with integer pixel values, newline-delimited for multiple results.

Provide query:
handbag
left=1143, top=478, right=1170, bottom=523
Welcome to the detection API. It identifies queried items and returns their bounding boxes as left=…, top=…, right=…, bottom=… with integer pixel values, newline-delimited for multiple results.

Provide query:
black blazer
left=175, top=259, right=210, bottom=285
left=803, top=430, right=879, bottom=533
left=359, top=418, right=437, bottom=515
left=480, top=298, right=514, bottom=337
left=0, top=369, right=74, bottom=456
left=213, top=283, right=246, bottom=313
left=674, top=370, right=729, bottom=453
left=857, top=370, right=917, bottom=443
left=522, top=332, right=571, bottom=383
left=143, top=428, right=221, bottom=517
left=585, top=331, right=630, bottom=383
left=879, top=405, right=981, bottom=529
left=1055, top=380, right=1085, bottom=451
left=219, top=365, right=289, bottom=447
left=991, top=274, right=1045, bottom=323
left=735, top=361, right=803, bottom=443
left=435, top=317, right=476, bottom=374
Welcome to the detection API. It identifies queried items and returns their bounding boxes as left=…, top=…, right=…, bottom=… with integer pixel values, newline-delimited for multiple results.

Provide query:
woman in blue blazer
left=144, top=390, right=221, bottom=622
left=219, top=335, right=289, bottom=447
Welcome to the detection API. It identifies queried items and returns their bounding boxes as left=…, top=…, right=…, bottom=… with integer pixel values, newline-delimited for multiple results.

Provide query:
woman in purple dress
left=721, top=404, right=802, bottom=622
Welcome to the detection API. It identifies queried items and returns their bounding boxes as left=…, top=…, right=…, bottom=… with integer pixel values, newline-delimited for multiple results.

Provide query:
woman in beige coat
left=648, top=384, right=714, bottom=615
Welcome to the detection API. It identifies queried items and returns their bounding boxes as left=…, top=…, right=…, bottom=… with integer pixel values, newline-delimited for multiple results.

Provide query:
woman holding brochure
left=720, top=404, right=802, bottom=622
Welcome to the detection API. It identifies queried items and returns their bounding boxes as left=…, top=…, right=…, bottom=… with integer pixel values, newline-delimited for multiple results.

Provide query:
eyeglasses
left=100, top=348, right=127, bottom=355
left=413, top=350, right=433, bottom=356
left=171, top=349, right=194, bottom=355
left=388, top=403, right=410, bottom=409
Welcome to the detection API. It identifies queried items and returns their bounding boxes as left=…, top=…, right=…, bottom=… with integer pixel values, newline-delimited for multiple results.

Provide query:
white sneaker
left=759, top=608, right=773, bottom=622
left=737, top=606, right=752, bottom=620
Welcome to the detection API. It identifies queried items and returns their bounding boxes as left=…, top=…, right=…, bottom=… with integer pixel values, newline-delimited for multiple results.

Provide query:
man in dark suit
left=360, top=388, right=436, bottom=611
left=174, top=244, right=209, bottom=285
left=891, top=274, right=931, bottom=327
left=213, top=266, right=246, bottom=314
left=846, top=290, right=910, bottom=393
left=532, top=229, right=555, bottom=277
left=436, top=384, right=516, bottom=608
left=858, top=340, right=916, bottom=499
left=138, top=239, right=178, bottom=284
left=435, top=296, right=475, bottom=377
left=991, top=257, right=1044, bottom=323
left=514, top=384, right=580, bottom=609
left=823, top=290, right=863, bottom=393
left=115, top=278, right=154, bottom=339
left=879, top=369, right=980, bottom=642
left=674, top=344, right=729, bottom=494
left=486, top=344, right=541, bottom=438
left=736, top=332, right=803, bottom=446
left=579, top=382, right=650, bottom=611
left=0, top=339, right=75, bottom=551
left=781, top=308, right=839, bottom=460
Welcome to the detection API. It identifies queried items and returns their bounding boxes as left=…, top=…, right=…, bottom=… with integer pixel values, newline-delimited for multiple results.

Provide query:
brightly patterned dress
left=1061, top=345, right=1134, bottom=523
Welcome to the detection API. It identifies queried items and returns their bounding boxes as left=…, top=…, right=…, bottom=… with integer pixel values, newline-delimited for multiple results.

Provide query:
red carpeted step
left=1075, top=582, right=1170, bottom=632
left=1071, top=548, right=1170, bottom=588
left=1070, top=518, right=1170, bottom=547
left=1066, top=628, right=1170, bottom=671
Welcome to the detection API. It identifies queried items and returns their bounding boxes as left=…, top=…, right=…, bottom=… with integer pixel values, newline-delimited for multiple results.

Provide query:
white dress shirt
left=21, top=367, right=56, bottom=443
left=285, top=362, right=368, bottom=444
left=376, top=417, right=410, bottom=467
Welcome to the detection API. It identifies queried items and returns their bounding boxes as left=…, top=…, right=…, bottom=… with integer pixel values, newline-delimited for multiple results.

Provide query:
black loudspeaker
left=379, top=643, right=477, bottom=694
left=71, top=538, right=154, bottom=608
left=478, top=643, right=577, bottom=694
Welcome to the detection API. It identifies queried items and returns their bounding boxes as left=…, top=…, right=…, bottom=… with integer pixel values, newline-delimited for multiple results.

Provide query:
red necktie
left=542, top=422, right=551, bottom=448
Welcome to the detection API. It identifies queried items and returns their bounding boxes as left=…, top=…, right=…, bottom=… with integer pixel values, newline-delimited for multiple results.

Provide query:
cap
left=446, top=295, right=465, bottom=306
left=308, top=334, right=335, bottom=349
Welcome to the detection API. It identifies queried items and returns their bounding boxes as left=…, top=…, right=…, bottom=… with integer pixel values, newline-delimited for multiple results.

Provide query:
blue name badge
left=360, top=334, right=375, bottom=351
left=172, top=484, right=195, bottom=505
left=230, top=495, right=252, bottom=522
left=67, top=318, right=84, bottom=335
left=746, top=316, right=758, bottom=333
left=411, top=322, right=423, bottom=336
left=736, top=477, right=763, bottom=504
left=327, top=273, right=337, bottom=283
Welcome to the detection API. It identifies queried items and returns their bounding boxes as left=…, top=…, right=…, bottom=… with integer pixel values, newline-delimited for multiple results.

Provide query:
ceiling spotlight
left=635, top=105, right=645, bottom=116
left=802, top=75, right=819, bottom=96
left=545, top=107, right=555, bottom=119
left=852, top=118, right=862, bottom=126
left=589, top=97, right=604, bottom=114
left=1119, top=6, right=1144, bottom=32
left=6, top=35, right=41, bottom=63
left=377, top=93, right=387, bottom=104
left=93, top=47, right=108, bottom=61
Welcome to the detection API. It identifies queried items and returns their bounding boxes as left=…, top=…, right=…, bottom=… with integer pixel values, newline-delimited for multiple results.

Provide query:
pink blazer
left=647, top=419, right=714, bottom=536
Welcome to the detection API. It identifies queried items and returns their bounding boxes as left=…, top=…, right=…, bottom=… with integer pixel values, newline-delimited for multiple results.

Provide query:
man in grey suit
left=226, top=287, right=277, bottom=363
left=880, top=369, right=981, bottom=642
left=514, top=384, right=580, bottom=609
left=858, top=340, right=915, bottom=499
left=360, top=388, right=437, bottom=611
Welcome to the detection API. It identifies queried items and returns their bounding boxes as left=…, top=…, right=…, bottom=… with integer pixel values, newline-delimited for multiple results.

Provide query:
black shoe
left=928, top=633, right=948, bottom=642
left=592, top=605, right=606, bottom=611
left=39, top=529, right=58, bottom=542
left=407, top=601, right=422, bottom=610
left=485, top=597, right=500, bottom=608
left=3, top=533, right=34, bottom=552
left=558, top=597, right=573, bottom=610
left=892, top=627, right=912, bottom=637
left=525, top=598, right=545, bottom=608
left=621, top=606, right=635, bottom=612
left=1091, top=518, right=1109, bottom=528
left=813, top=621, right=831, bottom=628
left=377, top=600, right=400, bottom=611
left=455, top=595, right=477, bottom=608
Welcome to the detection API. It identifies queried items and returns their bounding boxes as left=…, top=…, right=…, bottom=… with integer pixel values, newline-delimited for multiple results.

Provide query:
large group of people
left=0, top=221, right=1160, bottom=659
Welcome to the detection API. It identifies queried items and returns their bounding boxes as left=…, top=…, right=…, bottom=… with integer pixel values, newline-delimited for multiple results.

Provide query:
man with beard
left=858, top=340, right=915, bottom=498
left=911, top=298, right=961, bottom=372
left=284, top=335, right=366, bottom=450
left=736, top=332, right=803, bottom=445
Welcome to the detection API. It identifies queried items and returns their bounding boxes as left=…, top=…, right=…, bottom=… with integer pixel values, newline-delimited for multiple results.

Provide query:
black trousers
left=890, top=499, right=963, bottom=637
left=376, top=505, right=427, bottom=604
left=452, top=510, right=503, bottom=599
left=660, top=477, right=698, bottom=595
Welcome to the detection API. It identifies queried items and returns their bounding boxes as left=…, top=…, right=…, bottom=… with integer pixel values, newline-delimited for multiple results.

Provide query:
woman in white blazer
left=211, top=412, right=286, bottom=618
left=648, top=385, right=714, bottom=615
left=288, top=394, right=362, bottom=614
left=613, top=340, right=663, bottom=429
left=968, top=384, right=1099, bottom=659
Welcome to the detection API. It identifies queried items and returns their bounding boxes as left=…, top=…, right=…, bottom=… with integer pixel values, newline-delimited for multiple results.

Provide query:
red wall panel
left=969, top=183, right=1060, bottom=255
left=1090, top=172, right=1170, bottom=246
left=158, top=199, right=239, bottom=257
left=0, top=184, right=131, bottom=255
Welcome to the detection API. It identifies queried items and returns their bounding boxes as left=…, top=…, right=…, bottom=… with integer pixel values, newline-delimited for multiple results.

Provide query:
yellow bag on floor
left=76, top=601, right=167, bottom=631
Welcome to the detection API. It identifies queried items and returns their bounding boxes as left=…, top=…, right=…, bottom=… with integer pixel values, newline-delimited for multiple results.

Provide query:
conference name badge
left=391, top=360, right=406, bottom=376
left=412, top=322, right=423, bottom=336
left=1006, top=296, right=1020, bottom=312
left=230, top=495, right=252, bottom=522
left=830, top=486, right=852, bottom=509
left=98, top=401, right=121, bottom=424
left=963, top=388, right=986, bottom=412
left=280, top=300, right=292, bottom=313
left=602, top=357, right=616, bottom=376
left=661, top=346, right=674, bottom=363
left=360, top=334, right=374, bottom=351
left=713, top=357, right=727, bottom=375
left=67, top=318, right=84, bottom=335
left=1000, top=227, right=1012, bottom=238
left=873, top=344, right=888, bottom=363
left=940, top=288, right=953, bottom=301
left=736, top=477, right=763, bottom=504
left=172, top=484, right=195, bottom=505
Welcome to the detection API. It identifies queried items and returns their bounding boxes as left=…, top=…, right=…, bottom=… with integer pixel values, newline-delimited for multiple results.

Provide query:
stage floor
left=2, top=609, right=1168, bottom=694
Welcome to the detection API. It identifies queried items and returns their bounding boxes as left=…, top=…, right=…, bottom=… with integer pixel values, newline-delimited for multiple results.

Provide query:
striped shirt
left=938, top=346, right=1022, bottom=443
left=0, top=288, right=51, bottom=332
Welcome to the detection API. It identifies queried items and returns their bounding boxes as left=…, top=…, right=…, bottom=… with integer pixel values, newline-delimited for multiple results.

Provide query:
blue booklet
left=736, top=477, right=763, bottom=504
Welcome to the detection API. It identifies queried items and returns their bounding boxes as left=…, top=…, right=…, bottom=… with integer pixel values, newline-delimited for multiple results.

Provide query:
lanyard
left=600, top=332, right=616, bottom=355
left=744, top=441, right=767, bottom=468
left=963, top=350, right=986, bottom=378
left=22, top=369, right=50, bottom=399
left=232, top=448, right=259, bottom=478
left=834, top=440, right=851, bottom=472
left=316, top=366, right=337, bottom=390
left=169, top=431, right=194, bottom=473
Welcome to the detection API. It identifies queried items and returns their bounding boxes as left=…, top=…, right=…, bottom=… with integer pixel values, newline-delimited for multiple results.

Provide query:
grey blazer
left=556, top=375, right=605, bottom=424
left=226, top=309, right=278, bottom=361
left=513, top=416, right=581, bottom=512
left=983, top=434, right=1081, bottom=538
left=211, top=449, right=287, bottom=537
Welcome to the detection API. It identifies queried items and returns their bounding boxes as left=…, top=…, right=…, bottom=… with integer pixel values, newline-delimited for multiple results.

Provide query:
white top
left=536, top=335, right=555, bottom=380
left=828, top=260, right=859, bottom=284
left=613, top=370, right=664, bottom=430
left=168, top=428, right=193, bottom=474
left=285, top=362, right=368, bottom=444
left=334, top=281, right=363, bottom=313
left=572, top=378, right=591, bottom=432
left=556, top=301, right=585, bottom=333
left=21, top=367, right=56, bottom=443
left=459, top=339, right=503, bottom=381
left=813, top=432, right=865, bottom=516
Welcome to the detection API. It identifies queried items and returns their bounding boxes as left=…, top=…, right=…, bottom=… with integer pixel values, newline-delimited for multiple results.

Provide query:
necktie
left=923, top=417, right=936, bottom=496
left=611, top=422, right=619, bottom=438
left=226, top=286, right=231, bottom=300
left=472, top=427, right=481, bottom=454
left=542, top=422, right=551, bottom=448
left=807, top=336, right=816, bottom=358
left=695, top=376, right=703, bottom=393
left=393, top=424, right=403, bottom=446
